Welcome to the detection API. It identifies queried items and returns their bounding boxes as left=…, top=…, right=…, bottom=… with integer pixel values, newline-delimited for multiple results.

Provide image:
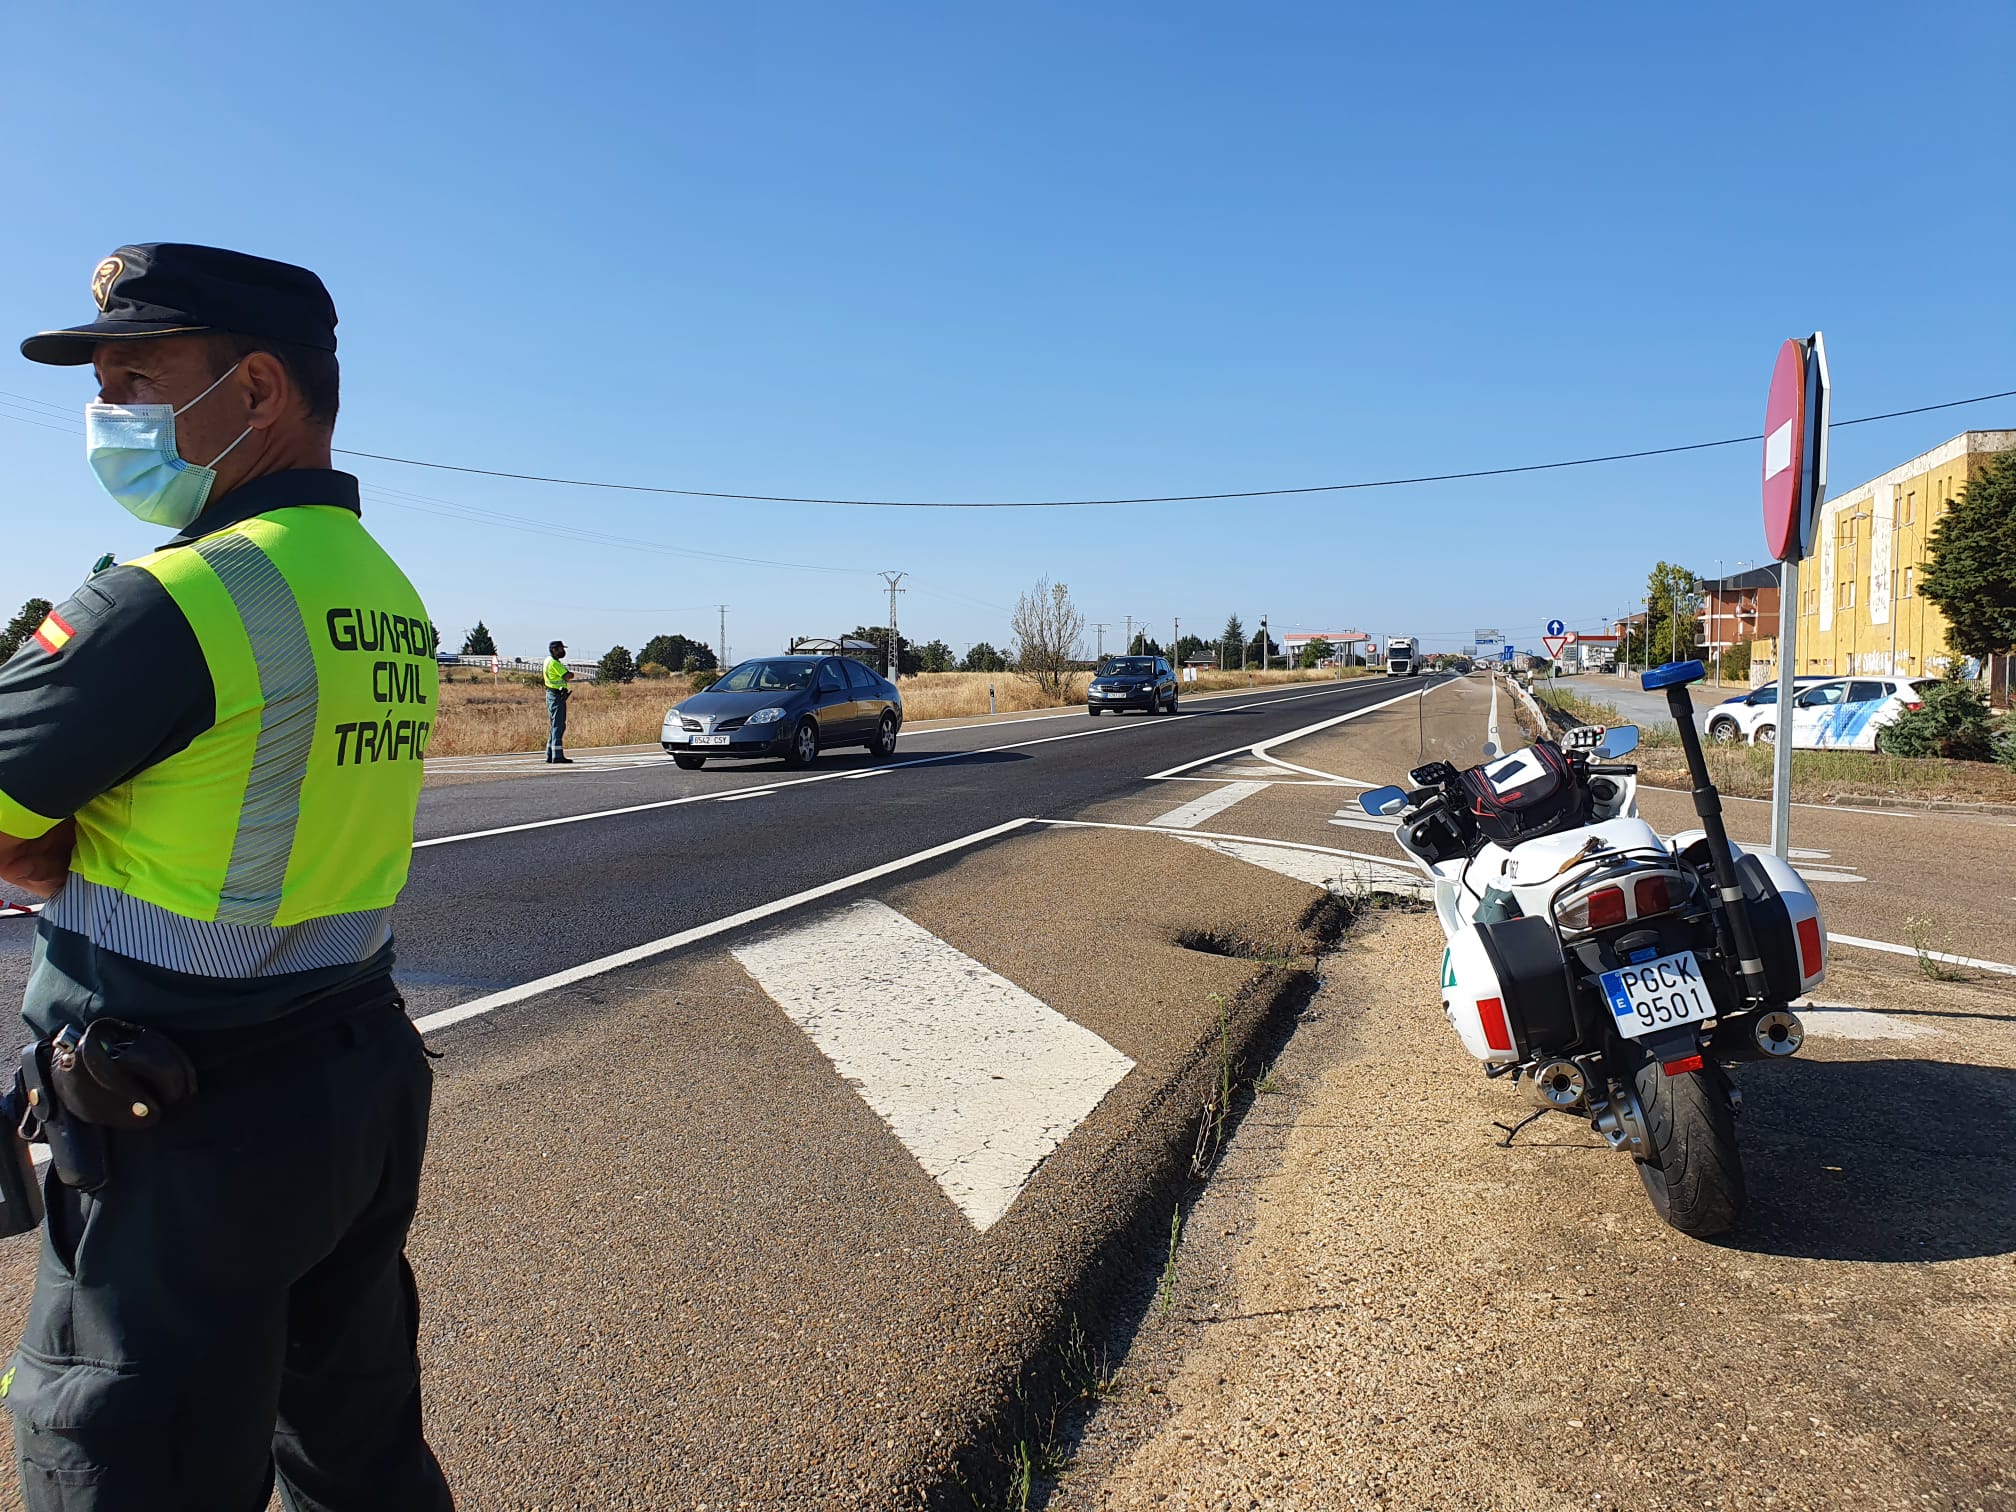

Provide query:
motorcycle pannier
left=1459, top=741, right=1588, bottom=847
left=1476, top=915, right=1578, bottom=1054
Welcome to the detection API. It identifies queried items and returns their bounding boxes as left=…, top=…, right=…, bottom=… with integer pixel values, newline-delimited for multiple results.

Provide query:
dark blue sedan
left=660, top=656, right=903, bottom=769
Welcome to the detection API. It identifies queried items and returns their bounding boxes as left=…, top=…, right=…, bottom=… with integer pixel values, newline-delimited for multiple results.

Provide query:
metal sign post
left=1762, top=333, right=1829, bottom=860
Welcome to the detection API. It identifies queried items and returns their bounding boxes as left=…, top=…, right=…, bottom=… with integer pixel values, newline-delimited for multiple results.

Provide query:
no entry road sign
left=1763, top=333, right=1829, bottom=562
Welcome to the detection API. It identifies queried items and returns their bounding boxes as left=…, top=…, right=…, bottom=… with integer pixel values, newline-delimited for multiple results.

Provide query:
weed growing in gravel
left=1160, top=1204, right=1184, bottom=1317
left=1058, top=1316, right=1120, bottom=1402
left=1907, top=914, right=1967, bottom=981
left=1252, top=1060, right=1280, bottom=1095
left=1190, top=992, right=1237, bottom=1177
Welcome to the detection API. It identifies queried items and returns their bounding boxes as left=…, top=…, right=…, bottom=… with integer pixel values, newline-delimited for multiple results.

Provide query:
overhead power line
left=4, top=384, right=2011, bottom=513
left=327, top=387, right=2016, bottom=508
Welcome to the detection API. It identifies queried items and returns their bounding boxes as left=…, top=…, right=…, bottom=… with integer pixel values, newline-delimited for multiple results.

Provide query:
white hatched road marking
left=732, top=899, right=1135, bottom=1231
left=1328, top=814, right=1401, bottom=838
left=1148, top=781, right=1271, bottom=830
left=1171, top=835, right=1428, bottom=897
left=409, top=818, right=1036, bottom=1033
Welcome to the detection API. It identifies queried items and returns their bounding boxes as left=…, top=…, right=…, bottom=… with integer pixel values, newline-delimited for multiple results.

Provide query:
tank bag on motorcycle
left=1459, top=741, right=1590, bottom=845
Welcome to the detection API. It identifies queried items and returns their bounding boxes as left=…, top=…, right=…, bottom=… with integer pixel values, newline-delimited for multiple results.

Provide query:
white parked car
left=1735, top=676, right=1934, bottom=750
left=1703, top=677, right=1830, bottom=744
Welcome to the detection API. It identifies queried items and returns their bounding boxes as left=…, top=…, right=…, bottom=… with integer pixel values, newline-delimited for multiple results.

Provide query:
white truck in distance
left=1386, top=637, right=1420, bottom=677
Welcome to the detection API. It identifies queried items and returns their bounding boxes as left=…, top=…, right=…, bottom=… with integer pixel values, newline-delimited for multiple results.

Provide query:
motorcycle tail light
left=1586, top=886, right=1627, bottom=928
left=1633, top=875, right=1671, bottom=916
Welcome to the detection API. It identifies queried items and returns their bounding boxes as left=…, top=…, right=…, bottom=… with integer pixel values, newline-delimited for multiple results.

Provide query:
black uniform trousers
left=3, top=997, right=454, bottom=1511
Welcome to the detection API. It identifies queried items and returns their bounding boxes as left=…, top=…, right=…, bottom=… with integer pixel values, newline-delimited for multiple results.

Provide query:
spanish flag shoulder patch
left=31, top=611, right=75, bottom=655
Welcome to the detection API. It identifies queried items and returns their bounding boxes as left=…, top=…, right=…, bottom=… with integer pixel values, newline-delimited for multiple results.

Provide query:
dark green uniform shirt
left=0, top=471, right=395, bottom=1035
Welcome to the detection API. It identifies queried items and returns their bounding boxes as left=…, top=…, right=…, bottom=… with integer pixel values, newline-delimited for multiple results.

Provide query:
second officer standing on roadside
left=0, top=243, right=454, bottom=1509
left=544, top=638, right=574, bottom=763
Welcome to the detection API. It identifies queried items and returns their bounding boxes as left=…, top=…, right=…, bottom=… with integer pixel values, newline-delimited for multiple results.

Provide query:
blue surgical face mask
left=84, top=362, right=256, bottom=529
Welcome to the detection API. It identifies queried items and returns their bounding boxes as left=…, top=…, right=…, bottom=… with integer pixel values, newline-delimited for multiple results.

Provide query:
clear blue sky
left=3, top=1, right=2011, bottom=663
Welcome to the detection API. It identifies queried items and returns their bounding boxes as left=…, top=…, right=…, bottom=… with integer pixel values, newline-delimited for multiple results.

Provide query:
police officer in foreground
left=0, top=245, right=454, bottom=1509
left=543, top=639, right=574, bottom=763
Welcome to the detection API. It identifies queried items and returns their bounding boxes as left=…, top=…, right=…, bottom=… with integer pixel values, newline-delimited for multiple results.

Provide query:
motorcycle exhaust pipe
left=1709, top=1009, right=1806, bottom=1062
left=1529, top=1058, right=1589, bottom=1111
left=1751, top=1009, right=1804, bottom=1058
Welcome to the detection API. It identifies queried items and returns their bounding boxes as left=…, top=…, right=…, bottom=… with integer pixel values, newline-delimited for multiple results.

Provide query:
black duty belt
left=1, top=976, right=407, bottom=1206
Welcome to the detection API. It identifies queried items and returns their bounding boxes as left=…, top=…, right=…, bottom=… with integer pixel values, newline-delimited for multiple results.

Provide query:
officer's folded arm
left=0, top=820, right=75, bottom=898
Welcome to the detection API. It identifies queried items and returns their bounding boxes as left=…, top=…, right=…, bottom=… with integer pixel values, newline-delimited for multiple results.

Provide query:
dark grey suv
left=1087, top=655, right=1179, bottom=715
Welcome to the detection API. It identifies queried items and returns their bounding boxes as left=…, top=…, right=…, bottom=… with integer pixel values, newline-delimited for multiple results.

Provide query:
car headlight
left=746, top=706, right=787, bottom=724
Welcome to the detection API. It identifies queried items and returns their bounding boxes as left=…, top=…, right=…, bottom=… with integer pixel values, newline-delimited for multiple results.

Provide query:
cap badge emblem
left=90, top=256, right=124, bottom=311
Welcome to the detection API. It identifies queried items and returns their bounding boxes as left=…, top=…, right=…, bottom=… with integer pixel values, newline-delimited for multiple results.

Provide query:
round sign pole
left=1763, top=334, right=1828, bottom=860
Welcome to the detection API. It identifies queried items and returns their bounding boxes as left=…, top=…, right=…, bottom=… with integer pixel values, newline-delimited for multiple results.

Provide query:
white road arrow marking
left=732, top=899, right=1135, bottom=1232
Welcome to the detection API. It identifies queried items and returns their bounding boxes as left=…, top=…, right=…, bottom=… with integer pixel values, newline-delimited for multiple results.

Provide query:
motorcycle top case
left=1441, top=915, right=1576, bottom=1065
left=1459, top=741, right=1590, bottom=847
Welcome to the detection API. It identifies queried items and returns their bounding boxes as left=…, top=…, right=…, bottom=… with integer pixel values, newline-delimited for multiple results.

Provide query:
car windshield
left=711, top=659, right=817, bottom=693
left=1099, top=658, right=1156, bottom=677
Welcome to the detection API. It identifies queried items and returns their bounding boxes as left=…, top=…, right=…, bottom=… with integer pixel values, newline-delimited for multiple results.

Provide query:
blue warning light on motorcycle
left=1642, top=659, right=1706, bottom=691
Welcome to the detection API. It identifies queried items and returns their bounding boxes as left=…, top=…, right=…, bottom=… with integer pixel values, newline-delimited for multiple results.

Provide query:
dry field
left=426, top=666, right=1369, bottom=757
left=428, top=674, right=695, bottom=757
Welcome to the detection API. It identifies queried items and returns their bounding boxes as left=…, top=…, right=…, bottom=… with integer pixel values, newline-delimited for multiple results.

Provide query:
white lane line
left=843, top=768, right=892, bottom=779
left=1146, top=681, right=1449, bottom=781
left=409, top=818, right=1035, bottom=1034
left=716, top=788, right=777, bottom=802
left=1797, top=867, right=1867, bottom=884
left=1170, top=835, right=1428, bottom=898
left=1828, top=933, right=2016, bottom=978
left=1249, top=681, right=1459, bottom=786
left=1797, top=1006, right=1934, bottom=1041
left=1485, top=675, right=1502, bottom=758
left=731, top=899, right=1134, bottom=1232
left=1148, top=781, right=1272, bottom=830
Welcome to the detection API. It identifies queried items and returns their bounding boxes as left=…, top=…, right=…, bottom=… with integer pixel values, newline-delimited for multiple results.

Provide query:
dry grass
left=428, top=673, right=692, bottom=757
left=1541, top=687, right=2016, bottom=807
left=426, top=665, right=1371, bottom=757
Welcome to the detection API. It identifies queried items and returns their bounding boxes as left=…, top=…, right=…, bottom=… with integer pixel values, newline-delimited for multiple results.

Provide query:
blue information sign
left=1546, top=618, right=1565, bottom=637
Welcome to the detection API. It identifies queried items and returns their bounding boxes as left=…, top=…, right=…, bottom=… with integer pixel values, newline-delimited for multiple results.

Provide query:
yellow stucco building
left=1754, top=429, right=2014, bottom=682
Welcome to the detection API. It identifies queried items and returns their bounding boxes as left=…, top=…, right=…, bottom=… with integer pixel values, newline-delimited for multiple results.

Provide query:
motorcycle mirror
left=1597, top=724, right=1640, bottom=758
left=1359, top=784, right=1407, bottom=818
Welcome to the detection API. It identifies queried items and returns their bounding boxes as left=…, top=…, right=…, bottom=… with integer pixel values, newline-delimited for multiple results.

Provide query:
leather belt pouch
left=49, top=1019, right=199, bottom=1129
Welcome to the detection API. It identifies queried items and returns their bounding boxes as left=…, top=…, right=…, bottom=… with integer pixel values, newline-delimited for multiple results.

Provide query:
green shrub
left=1993, top=717, right=2016, bottom=770
left=1876, top=679, right=1996, bottom=761
left=689, top=668, right=723, bottom=693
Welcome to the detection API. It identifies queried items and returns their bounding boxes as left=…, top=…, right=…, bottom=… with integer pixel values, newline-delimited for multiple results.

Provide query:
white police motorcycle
left=1358, top=661, right=1826, bottom=1237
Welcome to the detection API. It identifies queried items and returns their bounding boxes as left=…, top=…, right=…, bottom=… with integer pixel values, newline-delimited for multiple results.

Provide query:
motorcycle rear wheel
left=1624, top=1046, right=1745, bottom=1238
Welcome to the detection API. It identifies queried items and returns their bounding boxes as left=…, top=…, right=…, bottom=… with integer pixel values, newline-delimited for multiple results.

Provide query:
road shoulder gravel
left=1050, top=911, right=2016, bottom=1512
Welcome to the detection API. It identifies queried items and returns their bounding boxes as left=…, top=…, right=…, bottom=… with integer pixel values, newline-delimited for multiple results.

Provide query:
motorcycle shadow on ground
left=1727, top=1055, right=2016, bottom=1262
